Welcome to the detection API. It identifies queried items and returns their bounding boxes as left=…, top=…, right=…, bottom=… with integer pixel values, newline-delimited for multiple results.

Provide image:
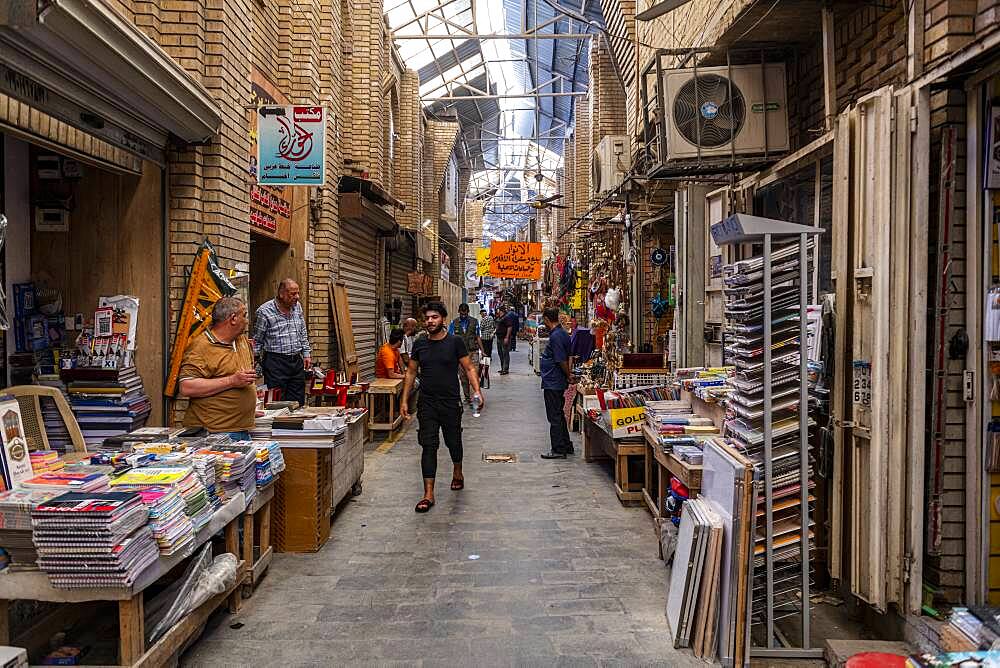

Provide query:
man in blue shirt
left=539, top=307, right=574, bottom=459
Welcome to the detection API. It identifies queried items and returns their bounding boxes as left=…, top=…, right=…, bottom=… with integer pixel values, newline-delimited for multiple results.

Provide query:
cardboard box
left=272, top=447, right=333, bottom=553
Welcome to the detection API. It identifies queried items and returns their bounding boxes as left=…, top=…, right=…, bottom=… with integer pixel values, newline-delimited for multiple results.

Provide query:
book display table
left=643, top=425, right=704, bottom=558
left=241, top=482, right=274, bottom=597
left=583, top=417, right=646, bottom=505
left=0, top=494, right=247, bottom=666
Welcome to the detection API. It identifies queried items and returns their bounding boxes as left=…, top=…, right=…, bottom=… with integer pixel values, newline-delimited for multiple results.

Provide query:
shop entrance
left=0, top=133, right=165, bottom=425
left=248, top=233, right=296, bottom=316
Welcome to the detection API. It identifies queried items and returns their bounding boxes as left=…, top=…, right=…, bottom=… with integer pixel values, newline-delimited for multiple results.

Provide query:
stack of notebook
left=31, top=491, right=158, bottom=589
left=21, top=470, right=110, bottom=492
left=109, top=466, right=214, bottom=531
left=252, top=441, right=285, bottom=487
left=0, top=488, right=62, bottom=566
left=134, top=486, right=194, bottom=555
left=62, top=367, right=152, bottom=449
left=196, top=444, right=256, bottom=504
left=29, top=451, right=64, bottom=474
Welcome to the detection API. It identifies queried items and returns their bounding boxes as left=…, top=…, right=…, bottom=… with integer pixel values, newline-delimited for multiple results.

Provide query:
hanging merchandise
left=987, top=286, right=1000, bottom=342
left=650, top=295, right=670, bottom=319
left=605, top=287, right=622, bottom=311
left=651, top=247, right=668, bottom=267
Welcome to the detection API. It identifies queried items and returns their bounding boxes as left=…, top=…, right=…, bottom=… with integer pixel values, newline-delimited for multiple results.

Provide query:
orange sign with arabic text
left=489, top=242, right=542, bottom=279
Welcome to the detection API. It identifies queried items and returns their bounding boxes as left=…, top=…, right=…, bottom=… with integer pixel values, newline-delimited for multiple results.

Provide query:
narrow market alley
left=181, top=349, right=702, bottom=667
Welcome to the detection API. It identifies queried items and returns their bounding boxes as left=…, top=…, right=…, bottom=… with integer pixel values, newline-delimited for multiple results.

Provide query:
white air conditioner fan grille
left=672, top=74, right=746, bottom=148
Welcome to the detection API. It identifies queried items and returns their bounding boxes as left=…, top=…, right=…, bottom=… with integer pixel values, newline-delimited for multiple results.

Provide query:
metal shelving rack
left=710, top=213, right=823, bottom=661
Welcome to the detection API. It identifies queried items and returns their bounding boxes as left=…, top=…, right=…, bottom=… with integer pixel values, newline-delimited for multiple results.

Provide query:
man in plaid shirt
left=252, top=278, right=312, bottom=406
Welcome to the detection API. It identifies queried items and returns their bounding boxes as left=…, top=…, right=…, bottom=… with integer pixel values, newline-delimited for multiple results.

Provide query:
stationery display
left=64, top=367, right=152, bottom=448
left=712, top=214, right=822, bottom=658
left=30, top=491, right=159, bottom=589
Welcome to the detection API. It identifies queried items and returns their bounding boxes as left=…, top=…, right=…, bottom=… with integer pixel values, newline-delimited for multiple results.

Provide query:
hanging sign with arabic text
left=489, top=242, right=542, bottom=279
left=476, top=247, right=491, bottom=276
left=257, top=106, right=326, bottom=186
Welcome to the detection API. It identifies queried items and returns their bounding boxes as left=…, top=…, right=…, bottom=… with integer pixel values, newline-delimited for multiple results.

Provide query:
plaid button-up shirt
left=479, top=315, right=497, bottom=340
left=252, top=299, right=312, bottom=357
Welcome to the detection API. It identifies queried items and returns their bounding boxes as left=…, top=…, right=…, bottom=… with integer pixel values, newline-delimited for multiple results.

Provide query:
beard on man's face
left=426, top=320, right=443, bottom=334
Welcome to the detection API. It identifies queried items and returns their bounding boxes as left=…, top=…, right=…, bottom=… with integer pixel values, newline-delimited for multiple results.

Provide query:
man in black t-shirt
left=401, top=301, right=484, bottom=513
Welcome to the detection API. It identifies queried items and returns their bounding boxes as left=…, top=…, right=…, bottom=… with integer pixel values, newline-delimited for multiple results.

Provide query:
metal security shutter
left=388, top=237, right=415, bottom=321
left=340, top=219, right=379, bottom=380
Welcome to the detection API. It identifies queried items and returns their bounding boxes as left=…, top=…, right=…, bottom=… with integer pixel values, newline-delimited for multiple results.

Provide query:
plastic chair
left=5, top=385, right=87, bottom=453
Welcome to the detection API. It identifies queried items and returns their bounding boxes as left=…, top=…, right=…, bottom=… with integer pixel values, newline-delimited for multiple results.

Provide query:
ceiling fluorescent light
left=635, top=0, right=695, bottom=21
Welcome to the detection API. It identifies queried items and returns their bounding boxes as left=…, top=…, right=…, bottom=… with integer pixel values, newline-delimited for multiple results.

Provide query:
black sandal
left=414, top=498, right=434, bottom=513
left=450, top=479, right=464, bottom=491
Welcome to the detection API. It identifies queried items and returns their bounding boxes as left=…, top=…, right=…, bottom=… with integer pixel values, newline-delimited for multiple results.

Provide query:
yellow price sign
left=476, top=247, right=490, bottom=277
left=608, top=406, right=646, bottom=438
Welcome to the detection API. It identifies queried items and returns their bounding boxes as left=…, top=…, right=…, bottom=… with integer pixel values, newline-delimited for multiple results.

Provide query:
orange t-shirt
left=376, top=343, right=402, bottom=378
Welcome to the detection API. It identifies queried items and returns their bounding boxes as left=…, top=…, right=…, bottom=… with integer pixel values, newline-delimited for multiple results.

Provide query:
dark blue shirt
left=540, top=327, right=571, bottom=391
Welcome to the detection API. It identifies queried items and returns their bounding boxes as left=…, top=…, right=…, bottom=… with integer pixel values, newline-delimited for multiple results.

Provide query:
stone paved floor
left=182, top=347, right=710, bottom=667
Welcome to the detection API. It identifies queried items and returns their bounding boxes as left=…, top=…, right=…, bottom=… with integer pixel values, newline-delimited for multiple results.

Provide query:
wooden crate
left=273, top=448, right=333, bottom=553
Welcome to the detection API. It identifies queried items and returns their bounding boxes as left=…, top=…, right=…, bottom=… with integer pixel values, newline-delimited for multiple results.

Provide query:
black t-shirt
left=411, top=334, right=468, bottom=400
left=495, top=312, right=516, bottom=338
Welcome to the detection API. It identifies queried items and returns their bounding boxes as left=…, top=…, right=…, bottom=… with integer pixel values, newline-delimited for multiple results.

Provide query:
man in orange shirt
left=376, top=329, right=405, bottom=379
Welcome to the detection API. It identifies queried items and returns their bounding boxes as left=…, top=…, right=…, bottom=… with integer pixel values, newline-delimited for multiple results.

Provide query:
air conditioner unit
left=662, top=64, right=789, bottom=160
left=591, top=135, right=631, bottom=198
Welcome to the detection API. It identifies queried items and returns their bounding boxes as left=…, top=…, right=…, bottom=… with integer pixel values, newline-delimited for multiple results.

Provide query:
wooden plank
left=225, top=520, right=242, bottom=614
left=330, top=282, right=359, bottom=378
left=905, top=86, right=931, bottom=614
left=830, top=106, right=853, bottom=584
left=118, top=593, right=144, bottom=666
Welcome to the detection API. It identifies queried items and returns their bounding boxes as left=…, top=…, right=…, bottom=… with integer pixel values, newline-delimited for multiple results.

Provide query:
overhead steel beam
left=422, top=91, right=586, bottom=100
left=394, top=32, right=592, bottom=39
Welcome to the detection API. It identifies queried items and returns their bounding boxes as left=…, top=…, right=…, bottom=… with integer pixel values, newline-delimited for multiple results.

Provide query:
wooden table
left=0, top=494, right=247, bottom=666
left=368, top=378, right=403, bottom=431
left=583, top=417, right=646, bottom=505
left=643, top=424, right=704, bottom=558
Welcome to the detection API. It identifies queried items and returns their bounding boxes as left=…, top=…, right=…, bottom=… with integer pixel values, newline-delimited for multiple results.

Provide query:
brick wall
left=121, top=0, right=346, bottom=413
left=572, top=98, right=591, bottom=220
left=342, top=0, right=391, bottom=189
left=397, top=70, right=425, bottom=230
left=589, top=37, right=628, bottom=154
left=423, top=120, right=461, bottom=285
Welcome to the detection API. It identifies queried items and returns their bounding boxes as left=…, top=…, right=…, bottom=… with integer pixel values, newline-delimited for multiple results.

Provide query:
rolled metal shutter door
left=339, top=219, right=378, bottom=380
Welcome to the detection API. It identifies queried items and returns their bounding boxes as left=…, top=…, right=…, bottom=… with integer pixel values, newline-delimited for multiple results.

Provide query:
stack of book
left=134, top=486, right=194, bottom=556
left=30, top=491, right=158, bottom=589
left=252, top=441, right=285, bottom=487
left=191, top=452, right=223, bottom=509
left=250, top=407, right=290, bottom=441
left=196, top=444, right=256, bottom=504
left=29, top=451, right=63, bottom=474
left=0, top=488, right=62, bottom=566
left=62, top=367, right=151, bottom=449
left=109, top=466, right=214, bottom=531
left=21, top=470, right=110, bottom=492
left=36, top=375, right=75, bottom=452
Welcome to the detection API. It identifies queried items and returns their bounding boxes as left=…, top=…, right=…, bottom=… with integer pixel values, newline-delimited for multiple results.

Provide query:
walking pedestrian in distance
left=479, top=307, right=496, bottom=359
left=252, top=278, right=311, bottom=406
left=401, top=302, right=484, bottom=513
left=539, top=307, right=575, bottom=459
left=495, top=305, right=514, bottom=375
left=509, top=308, right=521, bottom=351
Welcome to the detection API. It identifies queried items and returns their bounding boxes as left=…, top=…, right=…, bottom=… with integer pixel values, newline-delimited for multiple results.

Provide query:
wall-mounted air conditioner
left=591, top=135, right=631, bottom=198
left=662, top=64, right=789, bottom=160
